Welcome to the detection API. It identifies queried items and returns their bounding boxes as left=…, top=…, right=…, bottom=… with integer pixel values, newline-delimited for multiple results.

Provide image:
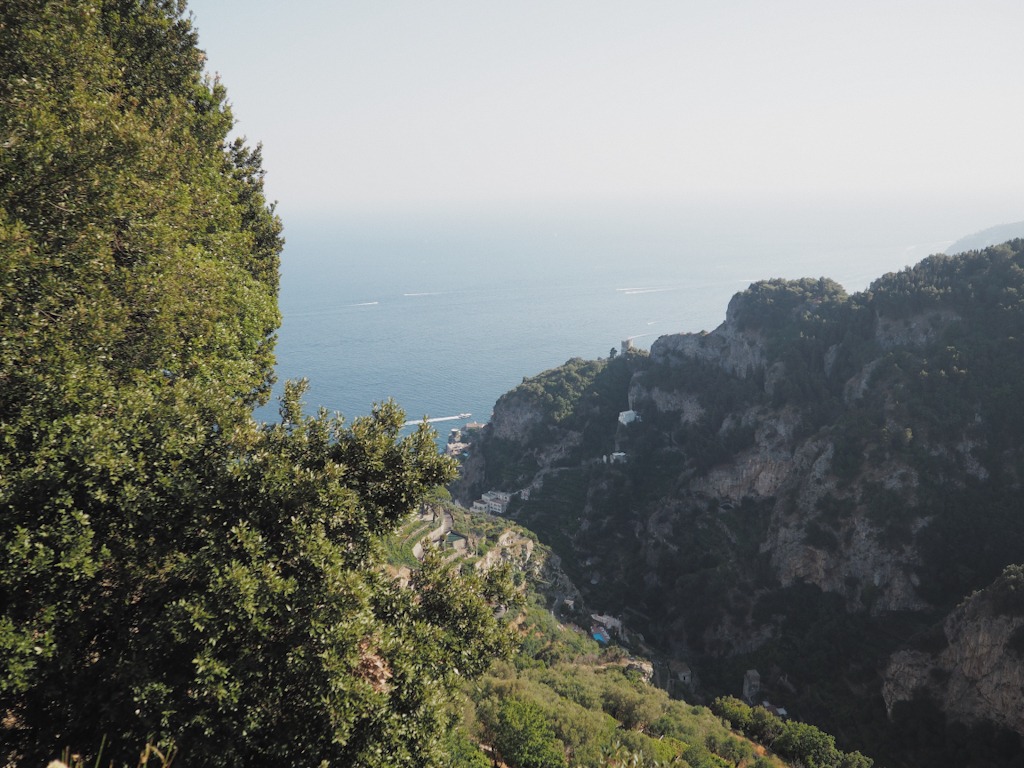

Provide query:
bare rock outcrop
left=874, top=309, right=960, bottom=349
left=636, top=385, right=705, bottom=424
left=475, top=529, right=536, bottom=573
left=883, top=567, right=1024, bottom=736
left=690, top=409, right=801, bottom=500
left=762, top=439, right=929, bottom=613
left=650, top=294, right=767, bottom=378
left=489, top=390, right=546, bottom=442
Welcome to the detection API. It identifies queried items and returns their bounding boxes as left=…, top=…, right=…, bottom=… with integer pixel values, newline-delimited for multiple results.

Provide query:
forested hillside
left=457, top=242, right=1024, bottom=767
left=381, top=502, right=870, bottom=768
left=0, top=4, right=510, bottom=765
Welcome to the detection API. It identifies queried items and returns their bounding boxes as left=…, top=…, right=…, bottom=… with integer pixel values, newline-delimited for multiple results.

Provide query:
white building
left=591, top=613, right=623, bottom=632
left=618, top=410, right=640, bottom=426
left=480, top=490, right=512, bottom=515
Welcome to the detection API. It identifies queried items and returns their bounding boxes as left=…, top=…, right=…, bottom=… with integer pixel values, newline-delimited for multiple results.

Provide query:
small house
left=669, top=660, right=692, bottom=686
left=618, top=410, right=640, bottom=426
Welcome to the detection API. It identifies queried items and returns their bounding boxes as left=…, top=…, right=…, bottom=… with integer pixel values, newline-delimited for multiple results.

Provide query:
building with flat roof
left=477, top=490, right=512, bottom=515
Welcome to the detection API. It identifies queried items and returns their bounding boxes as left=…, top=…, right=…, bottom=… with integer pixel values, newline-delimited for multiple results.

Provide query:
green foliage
left=867, top=241, right=1024, bottom=451
left=493, top=697, right=569, bottom=768
left=442, top=728, right=491, bottom=768
left=0, top=3, right=516, bottom=765
left=3, top=370, right=518, bottom=764
left=502, top=357, right=611, bottom=426
left=480, top=435, right=542, bottom=491
left=774, top=721, right=837, bottom=768
left=461, top=607, right=788, bottom=768
left=730, top=278, right=848, bottom=335
left=0, top=1, right=281, bottom=412
left=712, top=697, right=872, bottom=768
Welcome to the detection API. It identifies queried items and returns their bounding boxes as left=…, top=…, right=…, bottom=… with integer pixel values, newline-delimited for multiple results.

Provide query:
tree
left=711, top=696, right=752, bottom=733
left=443, top=729, right=491, bottom=768
left=748, top=706, right=785, bottom=746
left=600, top=671, right=663, bottom=731
left=0, top=3, right=513, bottom=765
left=837, top=751, right=874, bottom=768
left=492, top=697, right=569, bottom=768
left=775, top=720, right=840, bottom=768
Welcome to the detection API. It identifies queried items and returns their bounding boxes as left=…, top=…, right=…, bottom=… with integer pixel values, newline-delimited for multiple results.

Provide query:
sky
left=185, top=1, right=1024, bottom=227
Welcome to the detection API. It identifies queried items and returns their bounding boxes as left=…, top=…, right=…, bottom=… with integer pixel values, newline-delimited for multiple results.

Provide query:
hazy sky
left=187, top=1, right=1024, bottom=222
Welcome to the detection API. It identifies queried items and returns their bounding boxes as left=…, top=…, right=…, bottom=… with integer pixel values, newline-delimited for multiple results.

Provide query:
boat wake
left=617, top=286, right=678, bottom=295
left=403, top=413, right=472, bottom=427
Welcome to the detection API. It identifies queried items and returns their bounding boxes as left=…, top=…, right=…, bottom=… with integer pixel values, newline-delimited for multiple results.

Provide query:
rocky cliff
left=649, top=291, right=769, bottom=377
left=455, top=242, right=1024, bottom=765
left=883, top=565, right=1024, bottom=737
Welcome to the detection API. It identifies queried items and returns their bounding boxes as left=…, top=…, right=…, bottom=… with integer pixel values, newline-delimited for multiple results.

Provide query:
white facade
left=479, top=490, right=512, bottom=515
left=590, top=613, right=623, bottom=631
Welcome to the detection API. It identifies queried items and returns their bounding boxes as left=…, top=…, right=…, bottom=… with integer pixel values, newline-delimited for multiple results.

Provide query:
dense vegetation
left=711, top=697, right=871, bottom=768
left=376, top=501, right=873, bottom=768
left=0, top=3, right=512, bottom=765
left=466, top=603, right=769, bottom=768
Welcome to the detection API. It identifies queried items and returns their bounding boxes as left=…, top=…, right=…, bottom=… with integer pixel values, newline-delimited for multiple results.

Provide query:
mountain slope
left=946, top=221, right=1024, bottom=254
left=455, top=240, right=1024, bottom=767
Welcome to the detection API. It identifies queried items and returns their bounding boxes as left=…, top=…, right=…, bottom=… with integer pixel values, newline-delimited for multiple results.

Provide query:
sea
left=254, top=201, right=974, bottom=442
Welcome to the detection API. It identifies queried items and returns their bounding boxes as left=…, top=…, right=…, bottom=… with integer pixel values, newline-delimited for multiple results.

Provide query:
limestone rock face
left=883, top=571, right=1024, bottom=736
left=881, top=649, right=934, bottom=710
left=689, top=406, right=804, bottom=501
left=638, top=385, right=705, bottom=424
left=650, top=294, right=767, bottom=378
left=475, top=529, right=537, bottom=573
left=760, top=439, right=929, bottom=613
left=692, top=450, right=792, bottom=500
left=632, top=317, right=936, bottom=616
left=874, top=309, right=960, bottom=349
left=489, top=389, right=546, bottom=443
left=766, top=508, right=928, bottom=613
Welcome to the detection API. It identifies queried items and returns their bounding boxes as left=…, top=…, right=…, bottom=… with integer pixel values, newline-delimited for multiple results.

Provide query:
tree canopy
left=0, top=2, right=512, bottom=764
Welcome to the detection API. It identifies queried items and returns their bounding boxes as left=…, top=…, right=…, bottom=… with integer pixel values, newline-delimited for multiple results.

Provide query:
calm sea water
left=256, top=202, right=962, bottom=438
